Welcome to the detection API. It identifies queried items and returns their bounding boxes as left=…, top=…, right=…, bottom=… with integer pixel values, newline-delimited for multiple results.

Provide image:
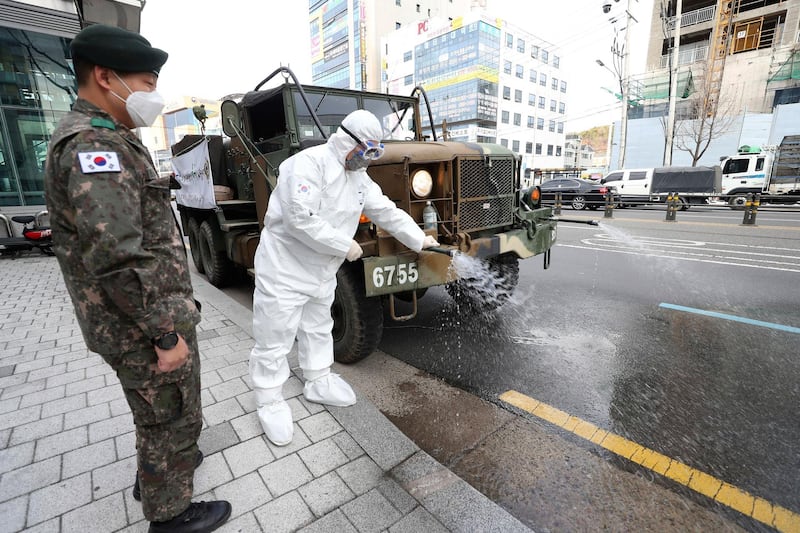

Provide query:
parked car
left=538, top=178, right=616, bottom=210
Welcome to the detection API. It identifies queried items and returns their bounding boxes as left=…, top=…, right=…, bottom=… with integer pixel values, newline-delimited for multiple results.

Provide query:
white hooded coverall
left=249, top=110, right=426, bottom=403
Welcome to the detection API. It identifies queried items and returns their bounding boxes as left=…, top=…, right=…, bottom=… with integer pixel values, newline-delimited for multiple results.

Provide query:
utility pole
left=664, top=0, right=683, bottom=165
left=618, top=0, right=634, bottom=169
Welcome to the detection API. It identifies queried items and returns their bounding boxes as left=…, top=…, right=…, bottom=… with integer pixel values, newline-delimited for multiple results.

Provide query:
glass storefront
left=0, top=26, right=75, bottom=206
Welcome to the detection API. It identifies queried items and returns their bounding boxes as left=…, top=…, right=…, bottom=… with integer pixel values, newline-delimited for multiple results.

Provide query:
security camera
left=602, top=2, right=612, bottom=13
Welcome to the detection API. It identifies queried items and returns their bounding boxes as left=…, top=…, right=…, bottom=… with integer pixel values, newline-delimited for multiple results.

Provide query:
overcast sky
left=140, top=0, right=654, bottom=132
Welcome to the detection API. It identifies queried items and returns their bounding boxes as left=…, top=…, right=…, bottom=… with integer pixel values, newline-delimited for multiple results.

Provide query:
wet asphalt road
left=378, top=205, right=800, bottom=528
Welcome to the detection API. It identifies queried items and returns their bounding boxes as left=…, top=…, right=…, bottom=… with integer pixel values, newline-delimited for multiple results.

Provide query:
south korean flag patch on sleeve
left=78, top=152, right=122, bottom=174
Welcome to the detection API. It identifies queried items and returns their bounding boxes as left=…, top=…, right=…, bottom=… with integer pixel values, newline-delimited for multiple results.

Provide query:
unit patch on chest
left=78, top=152, right=122, bottom=174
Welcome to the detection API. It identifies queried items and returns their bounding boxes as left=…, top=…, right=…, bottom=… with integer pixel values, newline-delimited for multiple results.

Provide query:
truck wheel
left=446, top=254, right=519, bottom=312
left=198, top=220, right=231, bottom=287
left=332, top=263, right=383, bottom=364
left=571, top=195, right=587, bottom=210
left=728, top=195, right=748, bottom=210
left=187, top=218, right=205, bottom=274
left=679, top=197, right=691, bottom=211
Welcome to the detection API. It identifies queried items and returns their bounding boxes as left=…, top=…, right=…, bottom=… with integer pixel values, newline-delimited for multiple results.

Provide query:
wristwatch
left=152, top=331, right=179, bottom=350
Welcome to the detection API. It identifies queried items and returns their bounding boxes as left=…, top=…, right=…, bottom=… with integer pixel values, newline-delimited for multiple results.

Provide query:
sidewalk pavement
left=0, top=254, right=531, bottom=533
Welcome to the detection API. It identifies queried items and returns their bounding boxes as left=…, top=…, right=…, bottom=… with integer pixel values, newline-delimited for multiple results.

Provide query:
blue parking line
left=659, top=303, right=800, bottom=334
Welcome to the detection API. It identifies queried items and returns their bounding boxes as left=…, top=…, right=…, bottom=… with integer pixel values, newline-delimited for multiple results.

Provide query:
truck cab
left=720, top=150, right=771, bottom=207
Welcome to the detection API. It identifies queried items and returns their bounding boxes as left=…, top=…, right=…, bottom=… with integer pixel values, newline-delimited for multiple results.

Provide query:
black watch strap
left=152, top=331, right=179, bottom=350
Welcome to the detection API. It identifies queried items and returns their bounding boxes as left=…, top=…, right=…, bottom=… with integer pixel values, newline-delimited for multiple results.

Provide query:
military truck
left=172, top=67, right=556, bottom=363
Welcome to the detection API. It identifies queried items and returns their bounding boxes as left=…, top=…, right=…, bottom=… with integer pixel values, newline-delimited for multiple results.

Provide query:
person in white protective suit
left=249, top=109, right=440, bottom=446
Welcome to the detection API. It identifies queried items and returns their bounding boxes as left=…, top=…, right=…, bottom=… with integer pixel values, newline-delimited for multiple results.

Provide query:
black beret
left=70, top=24, right=168, bottom=75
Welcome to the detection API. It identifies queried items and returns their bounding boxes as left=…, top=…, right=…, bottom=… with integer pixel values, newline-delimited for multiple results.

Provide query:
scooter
left=0, top=211, right=54, bottom=257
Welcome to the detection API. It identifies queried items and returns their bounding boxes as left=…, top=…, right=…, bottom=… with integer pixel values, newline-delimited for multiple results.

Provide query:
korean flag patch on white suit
left=78, top=152, right=122, bottom=174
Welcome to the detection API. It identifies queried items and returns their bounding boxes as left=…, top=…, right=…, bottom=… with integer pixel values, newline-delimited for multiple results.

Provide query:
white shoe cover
left=303, top=373, right=357, bottom=407
left=257, top=401, right=293, bottom=446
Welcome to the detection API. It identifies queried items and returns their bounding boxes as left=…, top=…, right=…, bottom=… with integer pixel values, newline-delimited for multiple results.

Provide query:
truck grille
left=457, top=158, right=515, bottom=232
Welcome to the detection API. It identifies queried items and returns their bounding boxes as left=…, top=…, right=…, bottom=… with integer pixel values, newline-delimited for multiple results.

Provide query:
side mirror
left=599, top=178, right=606, bottom=184
left=221, top=100, right=241, bottom=137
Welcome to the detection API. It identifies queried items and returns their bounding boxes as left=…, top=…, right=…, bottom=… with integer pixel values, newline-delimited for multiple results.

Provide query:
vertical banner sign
left=172, top=138, right=216, bottom=209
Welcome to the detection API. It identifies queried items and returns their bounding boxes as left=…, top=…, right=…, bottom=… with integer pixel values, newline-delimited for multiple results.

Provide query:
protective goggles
left=341, top=125, right=385, bottom=160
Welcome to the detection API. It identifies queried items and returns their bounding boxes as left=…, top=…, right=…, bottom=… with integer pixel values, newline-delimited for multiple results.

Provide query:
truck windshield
left=362, top=97, right=417, bottom=141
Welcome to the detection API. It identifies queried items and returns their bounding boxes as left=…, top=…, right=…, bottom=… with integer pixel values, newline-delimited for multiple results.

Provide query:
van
left=601, top=166, right=721, bottom=208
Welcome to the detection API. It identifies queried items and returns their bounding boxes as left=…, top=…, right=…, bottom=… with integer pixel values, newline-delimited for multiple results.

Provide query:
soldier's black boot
left=133, top=450, right=204, bottom=501
left=148, top=501, right=232, bottom=533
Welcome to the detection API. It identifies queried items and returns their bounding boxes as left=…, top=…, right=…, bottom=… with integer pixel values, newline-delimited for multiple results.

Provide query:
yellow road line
left=499, top=390, right=800, bottom=533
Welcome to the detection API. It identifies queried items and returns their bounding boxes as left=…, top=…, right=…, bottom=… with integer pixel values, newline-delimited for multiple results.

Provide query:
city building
left=382, top=12, right=569, bottom=172
left=564, top=134, right=595, bottom=170
left=0, top=0, right=144, bottom=210
left=309, top=0, right=474, bottom=91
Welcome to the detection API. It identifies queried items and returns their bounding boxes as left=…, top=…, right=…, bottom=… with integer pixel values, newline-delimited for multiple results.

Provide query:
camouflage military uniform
left=44, top=98, right=202, bottom=522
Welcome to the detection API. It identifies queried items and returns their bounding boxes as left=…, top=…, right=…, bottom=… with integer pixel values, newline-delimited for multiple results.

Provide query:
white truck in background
left=720, top=135, right=800, bottom=208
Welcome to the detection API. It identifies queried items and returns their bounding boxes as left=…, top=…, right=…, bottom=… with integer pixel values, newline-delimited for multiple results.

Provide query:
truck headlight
left=520, top=186, right=541, bottom=210
left=411, top=169, right=433, bottom=198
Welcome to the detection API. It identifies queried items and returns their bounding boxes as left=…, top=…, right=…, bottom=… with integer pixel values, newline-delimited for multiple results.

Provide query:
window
left=535, top=143, right=542, bottom=155
left=553, top=55, right=560, bottom=68
left=537, top=117, right=544, bottom=130
left=514, top=89, right=522, bottom=103
left=501, top=110, right=510, bottom=124
left=525, top=142, right=533, bottom=154
left=556, top=146, right=562, bottom=156
left=512, top=140, right=520, bottom=152
left=396, top=0, right=401, bottom=5
left=559, top=102, right=565, bottom=114
left=549, top=120, right=555, bottom=132
left=561, top=80, right=567, bottom=93
left=396, top=22, right=401, bottom=29
left=517, top=38, right=526, bottom=53
left=629, top=171, right=648, bottom=180
left=527, top=116, right=534, bottom=128
left=531, top=45, right=539, bottom=59
left=513, top=113, right=521, bottom=126
left=403, top=51, right=412, bottom=62
left=547, top=144, right=553, bottom=156
left=539, top=73, right=546, bottom=86
left=503, top=86, right=511, bottom=100
left=501, top=138, right=509, bottom=147
left=504, top=60, right=512, bottom=75
left=542, top=50, right=549, bottom=63
left=529, top=69, right=537, bottom=82
left=551, top=78, right=558, bottom=90
left=550, top=99, right=556, bottom=112
left=538, top=96, right=545, bottom=109
left=756, top=157, right=765, bottom=171
left=723, top=158, right=750, bottom=174
left=506, top=33, right=514, bottom=48
left=528, top=93, right=536, bottom=106
left=515, top=65, right=524, bottom=79
left=558, top=122, right=564, bottom=133
left=404, top=74, right=413, bottom=86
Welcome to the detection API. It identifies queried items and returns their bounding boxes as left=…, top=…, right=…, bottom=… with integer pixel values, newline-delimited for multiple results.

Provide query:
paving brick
left=0, top=396, right=20, bottom=415
left=0, top=373, right=27, bottom=391
left=193, top=451, right=233, bottom=495
left=40, top=393, right=86, bottom=418
left=235, top=390, right=256, bottom=413
left=298, top=438, right=349, bottom=477
left=253, top=491, right=315, bottom=533
left=215, top=511, right=261, bottom=533
left=222, top=435, right=274, bottom=477
left=88, top=412, right=133, bottom=443
left=337, top=456, right=384, bottom=496
left=298, top=411, right=342, bottom=443
left=65, top=375, right=105, bottom=396
left=63, top=439, right=117, bottom=478
left=27, top=472, right=92, bottom=526
left=61, top=491, right=127, bottom=533
left=198, top=421, right=240, bottom=456
left=34, top=426, right=87, bottom=461
left=9, top=414, right=63, bottom=445
left=0, top=495, right=27, bottom=533
left=204, top=397, right=245, bottom=426
left=65, top=354, right=102, bottom=372
left=87, top=383, right=125, bottom=405
left=64, top=402, right=111, bottom=430
left=27, top=363, right=67, bottom=382
left=209, top=377, right=248, bottom=402
left=109, top=397, right=131, bottom=417
left=91, top=455, right=136, bottom=499
left=376, top=479, right=417, bottom=516
left=388, top=506, right=449, bottom=533
left=230, top=412, right=262, bottom=442
left=115, top=430, right=137, bottom=459
left=45, top=368, right=86, bottom=388
left=18, top=384, right=65, bottom=409
left=85, top=363, right=115, bottom=379
left=0, top=404, right=41, bottom=431
left=298, top=471, right=354, bottom=517
left=217, top=361, right=248, bottom=381
left=299, top=509, right=358, bottom=533
left=214, top=471, right=272, bottom=518
left=12, top=357, right=52, bottom=374
left=267, top=425, right=312, bottom=460
left=0, top=379, right=45, bottom=401
left=0, top=456, right=61, bottom=502
left=259, top=453, right=313, bottom=497
left=200, top=369, right=222, bottom=389
left=332, top=432, right=365, bottom=461
left=0, top=441, right=34, bottom=475
left=0, top=428, right=8, bottom=448
left=341, top=488, right=402, bottom=533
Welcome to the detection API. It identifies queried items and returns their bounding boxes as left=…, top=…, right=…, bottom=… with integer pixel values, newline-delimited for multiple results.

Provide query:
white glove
left=346, top=240, right=363, bottom=262
left=422, top=235, right=439, bottom=249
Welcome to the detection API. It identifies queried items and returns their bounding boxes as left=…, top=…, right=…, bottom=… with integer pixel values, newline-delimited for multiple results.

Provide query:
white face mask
left=111, top=72, right=165, bottom=128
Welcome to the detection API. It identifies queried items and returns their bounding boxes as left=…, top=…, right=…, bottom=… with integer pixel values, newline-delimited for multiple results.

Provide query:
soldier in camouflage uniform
left=44, top=25, right=231, bottom=532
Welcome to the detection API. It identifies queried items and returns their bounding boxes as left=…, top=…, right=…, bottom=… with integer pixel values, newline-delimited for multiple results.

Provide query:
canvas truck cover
left=650, top=166, right=720, bottom=194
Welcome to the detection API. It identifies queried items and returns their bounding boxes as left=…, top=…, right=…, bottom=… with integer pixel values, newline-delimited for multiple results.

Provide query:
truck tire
left=728, top=195, right=748, bottom=210
left=332, top=263, right=383, bottom=364
left=679, top=197, right=690, bottom=211
left=198, top=220, right=232, bottom=287
left=187, top=217, right=205, bottom=274
left=446, top=254, right=519, bottom=312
